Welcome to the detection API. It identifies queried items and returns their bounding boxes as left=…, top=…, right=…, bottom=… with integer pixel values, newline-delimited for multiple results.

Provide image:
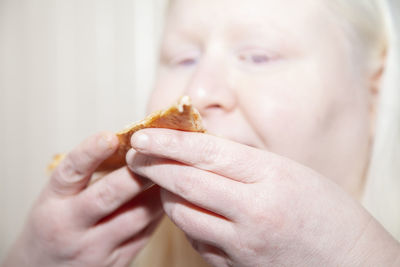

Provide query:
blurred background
left=0, top=0, right=166, bottom=260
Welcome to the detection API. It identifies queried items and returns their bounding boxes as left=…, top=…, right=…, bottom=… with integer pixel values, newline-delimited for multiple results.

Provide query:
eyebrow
left=227, top=19, right=291, bottom=41
left=161, top=16, right=301, bottom=55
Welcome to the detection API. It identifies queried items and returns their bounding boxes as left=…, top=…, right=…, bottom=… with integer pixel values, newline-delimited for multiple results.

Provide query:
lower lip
left=244, top=143, right=257, bottom=149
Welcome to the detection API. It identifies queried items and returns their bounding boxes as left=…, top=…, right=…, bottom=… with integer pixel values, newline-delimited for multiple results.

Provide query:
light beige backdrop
left=0, top=0, right=166, bottom=261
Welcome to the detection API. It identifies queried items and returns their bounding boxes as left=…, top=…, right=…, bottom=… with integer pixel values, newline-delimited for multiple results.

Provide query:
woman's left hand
left=126, top=129, right=400, bottom=267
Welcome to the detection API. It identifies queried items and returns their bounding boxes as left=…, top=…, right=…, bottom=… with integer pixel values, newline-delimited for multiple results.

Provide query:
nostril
left=199, top=104, right=225, bottom=116
left=207, top=104, right=223, bottom=109
left=187, top=83, right=237, bottom=114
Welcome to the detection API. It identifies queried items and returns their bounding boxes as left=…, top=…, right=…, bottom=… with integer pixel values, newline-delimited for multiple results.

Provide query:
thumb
left=48, top=132, right=119, bottom=196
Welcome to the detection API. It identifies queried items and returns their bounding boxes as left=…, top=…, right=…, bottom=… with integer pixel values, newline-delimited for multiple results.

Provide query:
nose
left=184, top=60, right=237, bottom=117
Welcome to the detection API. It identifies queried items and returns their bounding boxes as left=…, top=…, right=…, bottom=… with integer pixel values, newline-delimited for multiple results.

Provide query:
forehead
left=166, top=0, right=328, bottom=35
left=163, top=0, right=342, bottom=57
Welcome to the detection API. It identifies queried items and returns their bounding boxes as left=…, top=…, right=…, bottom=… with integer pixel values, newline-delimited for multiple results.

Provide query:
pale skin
left=3, top=0, right=400, bottom=266
left=3, top=132, right=164, bottom=267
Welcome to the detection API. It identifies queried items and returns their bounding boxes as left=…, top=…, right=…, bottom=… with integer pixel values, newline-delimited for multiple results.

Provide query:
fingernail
left=132, top=132, right=150, bottom=151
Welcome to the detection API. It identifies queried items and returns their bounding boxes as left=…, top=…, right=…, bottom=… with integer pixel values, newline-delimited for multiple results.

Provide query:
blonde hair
left=133, top=1, right=400, bottom=266
left=356, top=1, right=400, bottom=240
left=327, top=0, right=400, bottom=240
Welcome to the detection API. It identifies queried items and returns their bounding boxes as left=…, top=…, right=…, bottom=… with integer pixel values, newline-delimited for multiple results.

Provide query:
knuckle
left=50, top=154, right=90, bottom=192
left=51, top=164, right=67, bottom=185
left=197, top=138, right=220, bottom=167
left=68, top=149, right=92, bottom=175
left=168, top=204, right=185, bottom=227
left=161, top=191, right=191, bottom=231
left=173, top=180, right=190, bottom=200
left=247, top=202, right=270, bottom=226
left=51, top=160, right=78, bottom=188
left=246, top=189, right=287, bottom=233
left=172, top=172, right=194, bottom=200
left=164, top=198, right=187, bottom=229
left=93, top=181, right=117, bottom=211
left=159, top=133, right=181, bottom=155
left=57, top=152, right=87, bottom=181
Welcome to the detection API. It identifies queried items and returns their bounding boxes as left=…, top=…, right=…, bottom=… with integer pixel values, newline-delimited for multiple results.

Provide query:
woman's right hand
left=3, top=132, right=163, bottom=267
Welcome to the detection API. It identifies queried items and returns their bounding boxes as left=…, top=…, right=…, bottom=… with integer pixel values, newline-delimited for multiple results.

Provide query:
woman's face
left=149, top=0, right=375, bottom=197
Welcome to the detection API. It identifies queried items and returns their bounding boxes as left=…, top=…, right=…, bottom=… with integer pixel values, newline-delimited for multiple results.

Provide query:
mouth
left=243, top=143, right=258, bottom=149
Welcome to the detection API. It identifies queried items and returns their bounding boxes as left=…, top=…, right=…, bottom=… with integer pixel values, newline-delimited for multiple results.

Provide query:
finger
left=49, top=132, right=119, bottom=196
left=113, top=214, right=163, bottom=265
left=90, top=185, right=163, bottom=250
left=73, top=166, right=153, bottom=227
left=187, top=239, right=229, bottom=267
left=126, top=149, right=244, bottom=221
left=161, top=189, right=234, bottom=248
left=131, top=128, right=275, bottom=183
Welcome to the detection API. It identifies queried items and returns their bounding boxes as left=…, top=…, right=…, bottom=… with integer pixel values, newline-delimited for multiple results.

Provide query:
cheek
left=236, top=71, right=322, bottom=150
left=238, top=68, right=370, bottom=187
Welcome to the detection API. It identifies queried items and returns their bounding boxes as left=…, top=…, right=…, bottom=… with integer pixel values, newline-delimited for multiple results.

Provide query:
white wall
left=0, top=0, right=166, bottom=261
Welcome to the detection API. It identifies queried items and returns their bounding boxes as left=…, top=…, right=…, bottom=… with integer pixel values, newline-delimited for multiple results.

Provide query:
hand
left=3, top=132, right=163, bottom=267
left=127, top=129, right=400, bottom=267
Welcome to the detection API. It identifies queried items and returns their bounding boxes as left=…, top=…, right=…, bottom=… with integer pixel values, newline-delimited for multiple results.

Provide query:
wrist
left=2, top=230, right=45, bottom=267
left=392, top=252, right=400, bottom=267
left=2, top=240, right=30, bottom=267
left=342, top=217, right=400, bottom=266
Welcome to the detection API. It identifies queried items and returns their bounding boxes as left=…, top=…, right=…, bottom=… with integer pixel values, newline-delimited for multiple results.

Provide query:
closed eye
left=177, top=57, right=197, bottom=66
left=169, top=51, right=200, bottom=67
left=239, top=51, right=271, bottom=64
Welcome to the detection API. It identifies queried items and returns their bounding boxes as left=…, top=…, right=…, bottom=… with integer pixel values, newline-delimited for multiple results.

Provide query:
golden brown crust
left=48, top=96, right=205, bottom=173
